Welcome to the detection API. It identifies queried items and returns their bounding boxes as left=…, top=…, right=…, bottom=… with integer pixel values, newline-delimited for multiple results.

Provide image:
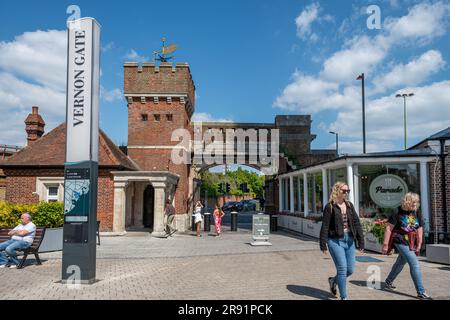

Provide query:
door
left=143, top=184, right=154, bottom=228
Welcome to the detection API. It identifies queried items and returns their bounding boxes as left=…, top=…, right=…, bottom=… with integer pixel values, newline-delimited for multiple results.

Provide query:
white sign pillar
left=62, top=18, right=101, bottom=285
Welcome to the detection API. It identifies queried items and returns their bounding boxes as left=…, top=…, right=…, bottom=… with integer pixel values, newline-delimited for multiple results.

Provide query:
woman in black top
left=382, top=192, right=431, bottom=299
left=320, top=182, right=364, bottom=300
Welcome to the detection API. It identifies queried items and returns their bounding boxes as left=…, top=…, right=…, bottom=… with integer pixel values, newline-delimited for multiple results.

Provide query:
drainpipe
left=440, top=139, right=448, bottom=233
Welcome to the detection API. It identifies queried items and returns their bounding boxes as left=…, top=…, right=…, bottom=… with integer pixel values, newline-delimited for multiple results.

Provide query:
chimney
left=24, top=106, right=45, bottom=146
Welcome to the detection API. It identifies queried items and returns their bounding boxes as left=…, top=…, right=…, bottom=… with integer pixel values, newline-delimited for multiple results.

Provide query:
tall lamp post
left=329, top=131, right=339, bottom=157
left=356, top=73, right=366, bottom=153
left=395, top=92, right=414, bottom=150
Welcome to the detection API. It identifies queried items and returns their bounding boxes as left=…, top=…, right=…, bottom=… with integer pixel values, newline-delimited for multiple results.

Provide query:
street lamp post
left=356, top=73, right=366, bottom=153
left=329, top=131, right=339, bottom=157
left=395, top=92, right=414, bottom=150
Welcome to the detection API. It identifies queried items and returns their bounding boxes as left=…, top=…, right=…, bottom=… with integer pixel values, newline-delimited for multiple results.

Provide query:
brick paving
left=0, top=226, right=449, bottom=300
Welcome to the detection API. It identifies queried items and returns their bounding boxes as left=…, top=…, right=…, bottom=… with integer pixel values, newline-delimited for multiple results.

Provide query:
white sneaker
left=9, top=264, right=17, bottom=269
left=0, top=264, right=7, bottom=268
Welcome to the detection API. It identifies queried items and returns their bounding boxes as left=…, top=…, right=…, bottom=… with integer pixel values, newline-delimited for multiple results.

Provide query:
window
left=141, top=114, right=148, bottom=121
left=154, top=114, right=160, bottom=122
left=47, top=185, right=59, bottom=202
left=166, top=114, right=173, bottom=121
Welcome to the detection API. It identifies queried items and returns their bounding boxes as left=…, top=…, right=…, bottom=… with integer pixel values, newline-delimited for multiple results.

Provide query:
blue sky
left=1, top=0, right=449, bottom=157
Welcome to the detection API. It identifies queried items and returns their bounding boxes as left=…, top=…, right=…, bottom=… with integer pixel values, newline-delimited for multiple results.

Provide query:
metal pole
left=336, top=133, right=339, bottom=156
left=403, top=96, right=407, bottom=150
left=362, top=73, right=366, bottom=154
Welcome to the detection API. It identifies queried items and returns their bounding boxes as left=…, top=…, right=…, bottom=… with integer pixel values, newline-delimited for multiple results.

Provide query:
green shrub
left=0, top=201, right=64, bottom=228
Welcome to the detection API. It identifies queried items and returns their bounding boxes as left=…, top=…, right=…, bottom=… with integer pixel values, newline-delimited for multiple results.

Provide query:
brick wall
left=124, top=62, right=195, bottom=105
left=428, top=145, right=450, bottom=233
left=3, top=168, right=116, bottom=231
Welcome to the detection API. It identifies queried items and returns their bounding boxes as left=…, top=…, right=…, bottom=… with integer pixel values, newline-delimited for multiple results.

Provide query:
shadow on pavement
left=349, top=280, right=418, bottom=299
left=286, top=285, right=336, bottom=300
left=438, top=266, right=450, bottom=271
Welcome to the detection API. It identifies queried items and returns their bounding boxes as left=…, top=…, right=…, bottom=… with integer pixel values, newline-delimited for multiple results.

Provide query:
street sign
left=62, top=17, right=101, bottom=285
left=251, top=214, right=272, bottom=246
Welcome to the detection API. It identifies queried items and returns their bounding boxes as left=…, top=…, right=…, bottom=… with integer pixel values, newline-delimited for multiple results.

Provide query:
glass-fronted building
left=278, top=148, right=435, bottom=234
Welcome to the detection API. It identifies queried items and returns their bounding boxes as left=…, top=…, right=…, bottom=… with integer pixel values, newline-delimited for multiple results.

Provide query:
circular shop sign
left=369, top=174, right=409, bottom=208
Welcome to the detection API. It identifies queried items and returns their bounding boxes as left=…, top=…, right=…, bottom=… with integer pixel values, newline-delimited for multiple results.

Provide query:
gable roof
left=0, top=123, right=139, bottom=170
left=409, top=126, right=450, bottom=150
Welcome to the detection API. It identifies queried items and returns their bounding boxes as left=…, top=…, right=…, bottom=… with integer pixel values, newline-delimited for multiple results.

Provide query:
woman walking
left=213, top=204, right=225, bottom=237
left=193, top=201, right=204, bottom=237
left=319, top=181, right=365, bottom=300
left=382, top=192, right=431, bottom=299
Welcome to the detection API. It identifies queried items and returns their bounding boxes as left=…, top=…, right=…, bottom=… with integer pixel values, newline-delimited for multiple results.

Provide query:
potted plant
left=363, top=218, right=387, bottom=253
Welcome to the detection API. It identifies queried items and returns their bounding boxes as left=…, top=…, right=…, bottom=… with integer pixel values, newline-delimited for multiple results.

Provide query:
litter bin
left=270, top=214, right=278, bottom=232
left=230, top=211, right=238, bottom=231
left=204, top=213, right=211, bottom=232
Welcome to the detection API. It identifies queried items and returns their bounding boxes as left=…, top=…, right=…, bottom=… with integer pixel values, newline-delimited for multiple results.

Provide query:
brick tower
left=124, top=62, right=195, bottom=214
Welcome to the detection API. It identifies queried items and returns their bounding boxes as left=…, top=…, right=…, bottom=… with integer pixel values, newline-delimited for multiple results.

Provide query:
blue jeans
left=327, top=232, right=356, bottom=299
left=0, top=239, right=32, bottom=266
left=386, top=243, right=425, bottom=295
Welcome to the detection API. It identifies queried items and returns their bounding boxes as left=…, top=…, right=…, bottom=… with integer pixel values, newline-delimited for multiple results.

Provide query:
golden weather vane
left=153, top=37, right=178, bottom=63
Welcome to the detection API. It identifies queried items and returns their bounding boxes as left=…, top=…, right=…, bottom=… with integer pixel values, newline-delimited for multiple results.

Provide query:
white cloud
left=273, top=72, right=339, bottom=113
left=295, top=2, right=320, bottom=41
left=0, top=30, right=66, bottom=91
left=101, top=86, right=123, bottom=103
left=335, top=140, right=397, bottom=154
left=0, top=30, right=68, bottom=145
left=327, top=81, right=450, bottom=150
left=191, top=113, right=233, bottom=123
left=372, top=50, right=445, bottom=94
left=101, top=42, right=115, bottom=52
left=125, top=49, right=147, bottom=62
left=276, top=2, right=450, bottom=153
left=321, top=35, right=388, bottom=83
left=384, top=1, right=450, bottom=45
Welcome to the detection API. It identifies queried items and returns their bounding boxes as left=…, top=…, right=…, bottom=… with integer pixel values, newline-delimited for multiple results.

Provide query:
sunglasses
left=340, top=189, right=351, bottom=194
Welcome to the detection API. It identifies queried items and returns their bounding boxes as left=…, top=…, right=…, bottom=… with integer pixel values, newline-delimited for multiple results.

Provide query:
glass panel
left=48, top=186, right=58, bottom=196
left=358, top=163, right=420, bottom=219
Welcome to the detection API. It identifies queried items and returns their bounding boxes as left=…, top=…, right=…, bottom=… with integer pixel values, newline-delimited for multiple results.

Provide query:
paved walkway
left=1, top=227, right=449, bottom=300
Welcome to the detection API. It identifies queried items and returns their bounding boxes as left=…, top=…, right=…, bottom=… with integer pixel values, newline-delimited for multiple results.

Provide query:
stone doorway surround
left=111, top=171, right=179, bottom=237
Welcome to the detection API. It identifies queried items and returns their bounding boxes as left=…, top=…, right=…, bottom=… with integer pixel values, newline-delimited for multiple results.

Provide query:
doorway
left=143, top=184, right=154, bottom=228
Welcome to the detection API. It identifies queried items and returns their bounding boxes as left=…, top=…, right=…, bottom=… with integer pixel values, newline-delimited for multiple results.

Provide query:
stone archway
left=111, top=171, right=179, bottom=236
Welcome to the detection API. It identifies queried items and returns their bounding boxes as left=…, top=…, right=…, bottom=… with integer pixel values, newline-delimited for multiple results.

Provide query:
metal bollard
left=191, top=214, right=196, bottom=232
left=270, top=214, right=278, bottom=232
left=230, top=211, right=238, bottom=231
left=204, top=213, right=211, bottom=232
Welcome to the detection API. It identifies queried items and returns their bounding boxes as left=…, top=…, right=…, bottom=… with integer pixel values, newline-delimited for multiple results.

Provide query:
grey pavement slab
left=0, top=228, right=449, bottom=300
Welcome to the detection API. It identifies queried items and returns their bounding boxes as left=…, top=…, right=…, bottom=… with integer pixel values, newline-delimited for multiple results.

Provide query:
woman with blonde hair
left=382, top=192, right=431, bottom=299
left=319, top=181, right=365, bottom=300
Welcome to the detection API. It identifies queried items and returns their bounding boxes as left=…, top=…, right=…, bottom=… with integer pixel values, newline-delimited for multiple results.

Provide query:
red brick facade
left=427, top=146, right=450, bottom=233
left=3, top=168, right=116, bottom=232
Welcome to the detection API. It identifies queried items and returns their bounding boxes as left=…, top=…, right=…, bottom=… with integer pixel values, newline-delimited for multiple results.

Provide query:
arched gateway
left=112, top=61, right=335, bottom=236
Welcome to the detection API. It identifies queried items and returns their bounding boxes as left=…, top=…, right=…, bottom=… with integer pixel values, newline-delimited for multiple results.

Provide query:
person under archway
left=194, top=201, right=204, bottom=237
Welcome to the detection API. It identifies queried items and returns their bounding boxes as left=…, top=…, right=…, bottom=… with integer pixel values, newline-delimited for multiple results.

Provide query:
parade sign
left=369, top=174, right=408, bottom=208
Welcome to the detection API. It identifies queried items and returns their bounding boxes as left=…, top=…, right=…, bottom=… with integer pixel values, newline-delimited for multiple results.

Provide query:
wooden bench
left=0, top=227, right=46, bottom=269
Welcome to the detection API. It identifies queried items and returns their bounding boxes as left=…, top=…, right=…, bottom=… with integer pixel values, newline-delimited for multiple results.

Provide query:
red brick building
left=1, top=61, right=335, bottom=234
left=0, top=113, right=138, bottom=231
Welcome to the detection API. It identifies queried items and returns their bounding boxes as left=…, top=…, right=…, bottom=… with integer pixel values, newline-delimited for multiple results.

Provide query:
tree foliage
left=200, top=167, right=265, bottom=198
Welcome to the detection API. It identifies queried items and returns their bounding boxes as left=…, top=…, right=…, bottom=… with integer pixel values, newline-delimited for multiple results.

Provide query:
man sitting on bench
left=0, top=213, right=36, bottom=269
